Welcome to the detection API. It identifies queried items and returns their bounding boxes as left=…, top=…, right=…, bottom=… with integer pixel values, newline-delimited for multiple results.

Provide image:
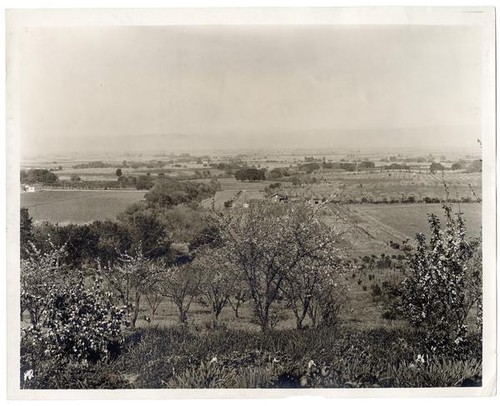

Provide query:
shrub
left=398, top=206, right=482, bottom=356
left=21, top=276, right=128, bottom=388
left=21, top=240, right=69, bottom=326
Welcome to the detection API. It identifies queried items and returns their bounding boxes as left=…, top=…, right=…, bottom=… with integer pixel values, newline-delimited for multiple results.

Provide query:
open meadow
left=21, top=190, right=146, bottom=224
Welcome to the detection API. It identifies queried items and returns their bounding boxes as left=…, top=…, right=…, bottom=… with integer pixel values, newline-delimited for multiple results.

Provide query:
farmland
left=20, top=149, right=484, bottom=389
left=283, top=170, right=481, bottom=203
left=21, top=189, right=146, bottom=224
left=201, top=178, right=284, bottom=209
left=324, top=202, right=481, bottom=256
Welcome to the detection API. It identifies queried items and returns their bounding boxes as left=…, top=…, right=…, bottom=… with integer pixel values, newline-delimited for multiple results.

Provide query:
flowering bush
left=398, top=206, right=482, bottom=356
left=21, top=240, right=69, bottom=327
left=21, top=276, right=128, bottom=388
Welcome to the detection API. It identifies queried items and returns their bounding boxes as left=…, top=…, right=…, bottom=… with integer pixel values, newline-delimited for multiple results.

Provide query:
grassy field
left=21, top=190, right=146, bottom=224
left=323, top=202, right=481, bottom=256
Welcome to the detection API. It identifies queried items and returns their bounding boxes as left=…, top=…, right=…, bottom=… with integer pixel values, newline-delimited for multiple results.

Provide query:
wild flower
left=23, top=369, right=34, bottom=382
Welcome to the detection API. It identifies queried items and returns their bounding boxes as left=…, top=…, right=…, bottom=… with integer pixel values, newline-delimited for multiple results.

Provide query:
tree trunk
left=179, top=308, right=188, bottom=324
left=259, top=309, right=270, bottom=332
left=212, top=309, right=220, bottom=326
left=230, top=297, right=242, bottom=318
left=131, top=292, right=141, bottom=328
left=308, top=306, right=318, bottom=329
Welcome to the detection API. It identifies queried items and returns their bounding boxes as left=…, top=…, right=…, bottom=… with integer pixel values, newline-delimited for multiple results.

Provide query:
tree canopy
left=234, top=168, right=266, bottom=182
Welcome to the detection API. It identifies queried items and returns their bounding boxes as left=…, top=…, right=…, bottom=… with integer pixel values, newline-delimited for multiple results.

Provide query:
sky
left=19, top=24, right=483, bottom=156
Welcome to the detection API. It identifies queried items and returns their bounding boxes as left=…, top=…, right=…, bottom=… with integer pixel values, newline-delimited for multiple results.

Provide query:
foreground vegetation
left=20, top=202, right=482, bottom=389
left=19, top=152, right=483, bottom=390
left=22, top=325, right=481, bottom=389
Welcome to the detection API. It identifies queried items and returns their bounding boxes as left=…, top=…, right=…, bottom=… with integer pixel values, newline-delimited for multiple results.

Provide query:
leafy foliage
left=145, top=178, right=219, bottom=207
left=21, top=168, right=58, bottom=184
left=117, top=206, right=170, bottom=258
left=234, top=168, right=266, bottom=182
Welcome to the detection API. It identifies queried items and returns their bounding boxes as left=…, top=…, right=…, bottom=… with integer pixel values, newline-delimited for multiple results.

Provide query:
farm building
left=22, top=184, right=42, bottom=193
left=270, top=193, right=288, bottom=203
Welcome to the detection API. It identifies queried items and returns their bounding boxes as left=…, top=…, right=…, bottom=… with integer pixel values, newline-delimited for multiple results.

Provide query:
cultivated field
left=284, top=171, right=482, bottom=203
left=21, top=190, right=146, bottom=224
left=324, top=202, right=481, bottom=256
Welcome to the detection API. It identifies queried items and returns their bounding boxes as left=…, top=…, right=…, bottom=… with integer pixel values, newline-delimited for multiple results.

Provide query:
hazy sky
left=19, top=25, right=483, bottom=155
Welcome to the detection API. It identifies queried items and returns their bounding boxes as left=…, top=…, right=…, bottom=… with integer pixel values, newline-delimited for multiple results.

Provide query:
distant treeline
left=21, top=169, right=58, bottom=184
left=72, top=156, right=208, bottom=170
left=280, top=195, right=482, bottom=205
left=21, top=168, right=221, bottom=191
left=331, top=195, right=481, bottom=205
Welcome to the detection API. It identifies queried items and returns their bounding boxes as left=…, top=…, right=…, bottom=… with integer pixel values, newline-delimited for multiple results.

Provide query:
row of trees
left=21, top=202, right=349, bottom=332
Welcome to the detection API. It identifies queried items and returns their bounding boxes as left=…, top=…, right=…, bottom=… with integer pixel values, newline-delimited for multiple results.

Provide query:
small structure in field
left=22, top=184, right=41, bottom=193
left=270, top=193, right=288, bottom=203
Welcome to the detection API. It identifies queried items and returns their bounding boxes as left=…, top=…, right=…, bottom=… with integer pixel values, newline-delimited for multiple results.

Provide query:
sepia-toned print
left=6, top=7, right=496, bottom=398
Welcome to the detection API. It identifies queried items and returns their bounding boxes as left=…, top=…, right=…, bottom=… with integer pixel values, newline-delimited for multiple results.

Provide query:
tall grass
left=111, top=325, right=481, bottom=389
